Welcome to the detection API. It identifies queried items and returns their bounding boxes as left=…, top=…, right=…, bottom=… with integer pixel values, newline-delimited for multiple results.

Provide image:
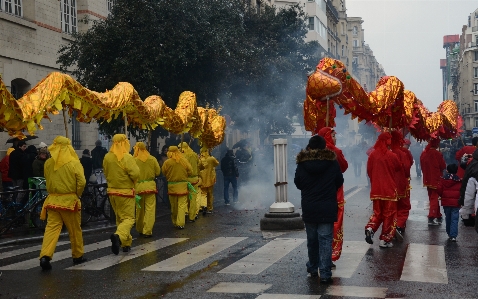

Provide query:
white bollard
left=269, top=138, right=295, bottom=213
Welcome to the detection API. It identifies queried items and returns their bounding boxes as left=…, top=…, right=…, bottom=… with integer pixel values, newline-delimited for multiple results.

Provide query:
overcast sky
left=346, top=0, right=477, bottom=110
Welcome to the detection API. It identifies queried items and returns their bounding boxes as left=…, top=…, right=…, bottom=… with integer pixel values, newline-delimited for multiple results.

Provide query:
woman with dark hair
left=79, top=149, right=93, bottom=180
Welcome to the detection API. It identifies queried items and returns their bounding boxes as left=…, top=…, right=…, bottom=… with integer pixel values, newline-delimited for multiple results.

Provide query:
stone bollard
left=260, top=138, right=304, bottom=230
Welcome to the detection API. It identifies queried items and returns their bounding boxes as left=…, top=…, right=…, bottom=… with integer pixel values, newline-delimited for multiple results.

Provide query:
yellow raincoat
left=199, top=156, right=219, bottom=211
left=179, top=142, right=199, bottom=221
left=133, top=142, right=160, bottom=236
left=39, top=136, right=86, bottom=260
left=103, top=134, right=140, bottom=248
left=162, top=146, right=192, bottom=228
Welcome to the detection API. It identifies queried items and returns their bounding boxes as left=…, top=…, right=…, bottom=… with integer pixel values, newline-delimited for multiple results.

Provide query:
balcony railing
left=467, top=42, right=477, bottom=49
left=472, top=26, right=478, bottom=32
left=326, top=0, right=339, bottom=22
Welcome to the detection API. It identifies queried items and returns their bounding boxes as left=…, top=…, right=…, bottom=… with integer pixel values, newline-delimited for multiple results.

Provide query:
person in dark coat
left=80, top=149, right=93, bottom=181
left=294, top=135, right=344, bottom=284
left=32, top=148, right=49, bottom=177
left=8, top=141, right=27, bottom=189
left=220, top=149, right=239, bottom=205
left=437, top=164, right=461, bottom=242
left=24, top=145, right=38, bottom=182
left=91, top=140, right=108, bottom=170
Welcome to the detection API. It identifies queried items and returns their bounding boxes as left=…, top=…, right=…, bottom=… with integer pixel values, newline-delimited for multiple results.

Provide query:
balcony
left=472, top=26, right=478, bottom=32
left=326, top=0, right=339, bottom=22
left=467, top=42, right=477, bottom=49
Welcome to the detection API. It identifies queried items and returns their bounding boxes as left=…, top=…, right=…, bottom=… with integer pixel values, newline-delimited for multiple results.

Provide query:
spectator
left=32, top=148, right=49, bottom=177
left=294, top=135, right=343, bottom=283
left=79, top=149, right=93, bottom=181
left=437, top=164, right=461, bottom=242
left=91, top=140, right=108, bottom=170
left=24, top=145, right=38, bottom=182
left=220, top=149, right=239, bottom=205
left=8, top=141, right=27, bottom=192
left=0, top=148, right=15, bottom=190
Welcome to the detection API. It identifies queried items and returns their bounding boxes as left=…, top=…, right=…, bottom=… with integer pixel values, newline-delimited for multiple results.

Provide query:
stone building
left=441, top=9, right=478, bottom=132
left=0, top=0, right=115, bottom=153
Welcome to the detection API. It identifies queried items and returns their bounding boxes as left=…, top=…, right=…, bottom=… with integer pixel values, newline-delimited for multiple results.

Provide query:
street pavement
left=1, top=167, right=478, bottom=298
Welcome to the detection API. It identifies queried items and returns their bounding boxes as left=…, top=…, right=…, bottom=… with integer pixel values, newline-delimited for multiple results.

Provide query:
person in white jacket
left=460, top=177, right=478, bottom=223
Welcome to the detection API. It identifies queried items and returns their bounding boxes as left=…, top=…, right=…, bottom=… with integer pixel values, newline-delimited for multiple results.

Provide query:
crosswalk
left=0, top=235, right=449, bottom=298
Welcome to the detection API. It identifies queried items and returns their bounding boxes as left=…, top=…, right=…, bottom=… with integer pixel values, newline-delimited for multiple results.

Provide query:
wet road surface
left=1, top=172, right=478, bottom=298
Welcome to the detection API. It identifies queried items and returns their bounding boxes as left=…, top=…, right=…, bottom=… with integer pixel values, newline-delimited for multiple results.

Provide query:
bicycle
left=80, top=182, right=111, bottom=224
left=0, top=177, right=48, bottom=235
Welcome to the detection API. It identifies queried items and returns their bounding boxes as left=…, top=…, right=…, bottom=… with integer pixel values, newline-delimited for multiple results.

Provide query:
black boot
left=73, top=256, right=88, bottom=265
left=110, top=234, right=121, bottom=255
left=40, top=256, right=52, bottom=271
left=122, top=246, right=131, bottom=253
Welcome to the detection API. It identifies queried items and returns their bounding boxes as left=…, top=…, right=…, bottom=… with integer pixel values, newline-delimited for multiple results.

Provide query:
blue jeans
left=223, top=176, right=238, bottom=204
left=443, top=206, right=459, bottom=238
left=304, top=222, right=333, bottom=279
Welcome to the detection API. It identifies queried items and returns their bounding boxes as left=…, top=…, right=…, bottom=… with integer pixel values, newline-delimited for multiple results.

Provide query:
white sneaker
left=379, top=240, right=393, bottom=248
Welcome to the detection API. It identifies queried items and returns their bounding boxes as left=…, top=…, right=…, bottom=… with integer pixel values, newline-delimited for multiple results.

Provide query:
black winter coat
left=459, top=148, right=478, bottom=205
left=221, top=155, right=238, bottom=177
left=294, top=148, right=344, bottom=223
left=8, top=148, right=26, bottom=180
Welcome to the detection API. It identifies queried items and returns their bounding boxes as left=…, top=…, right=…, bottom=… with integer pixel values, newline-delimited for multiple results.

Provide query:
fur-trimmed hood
left=296, top=148, right=337, bottom=163
left=296, top=148, right=338, bottom=176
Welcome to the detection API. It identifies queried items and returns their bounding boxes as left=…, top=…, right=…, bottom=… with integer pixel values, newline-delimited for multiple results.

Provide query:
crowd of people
left=294, top=129, right=478, bottom=283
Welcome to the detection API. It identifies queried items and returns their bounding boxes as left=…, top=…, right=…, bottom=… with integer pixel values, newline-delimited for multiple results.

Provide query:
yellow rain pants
left=135, top=193, right=156, bottom=235
left=169, top=194, right=188, bottom=227
left=109, top=195, right=135, bottom=247
left=39, top=209, right=83, bottom=259
left=202, top=186, right=215, bottom=211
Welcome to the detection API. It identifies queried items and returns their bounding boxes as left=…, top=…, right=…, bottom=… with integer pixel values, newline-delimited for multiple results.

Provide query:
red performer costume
left=420, top=139, right=446, bottom=225
left=365, top=132, right=401, bottom=248
left=391, top=132, right=413, bottom=238
left=455, top=143, right=475, bottom=178
left=318, top=127, right=348, bottom=262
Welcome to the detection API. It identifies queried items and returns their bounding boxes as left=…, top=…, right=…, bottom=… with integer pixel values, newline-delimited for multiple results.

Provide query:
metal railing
left=326, top=0, right=339, bottom=21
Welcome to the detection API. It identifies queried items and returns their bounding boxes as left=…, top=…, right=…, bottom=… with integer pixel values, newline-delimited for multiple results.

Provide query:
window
left=353, top=39, right=359, bottom=47
left=475, top=101, right=478, bottom=113
left=475, top=51, right=478, bottom=61
left=475, top=117, right=478, bottom=128
left=61, top=0, right=77, bottom=34
left=3, top=0, right=22, bottom=17
left=341, top=22, right=345, bottom=34
left=318, top=20, right=327, bottom=39
left=353, top=26, right=358, bottom=35
left=474, top=83, right=478, bottom=95
left=474, top=67, right=478, bottom=78
left=308, top=17, right=314, bottom=31
left=341, top=45, right=344, bottom=56
left=353, top=56, right=358, bottom=64
left=107, top=0, right=115, bottom=14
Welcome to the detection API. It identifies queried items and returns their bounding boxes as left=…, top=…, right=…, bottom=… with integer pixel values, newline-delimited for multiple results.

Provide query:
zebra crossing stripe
left=325, top=286, right=388, bottom=298
left=142, top=237, right=247, bottom=272
left=400, top=243, right=448, bottom=284
left=67, top=238, right=188, bottom=270
left=218, top=238, right=305, bottom=275
left=0, top=241, right=69, bottom=260
left=207, top=282, right=272, bottom=294
left=333, top=241, right=370, bottom=278
left=0, top=240, right=111, bottom=270
left=255, top=294, right=321, bottom=299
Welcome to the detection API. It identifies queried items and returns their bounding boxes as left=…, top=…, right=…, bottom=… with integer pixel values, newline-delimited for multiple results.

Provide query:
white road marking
left=345, top=187, right=363, bottom=200
left=256, top=295, right=321, bottom=299
left=400, top=243, right=448, bottom=284
left=326, top=286, right=388, bottom=298
left=67, top=238, right=188, bottom=270
left=142, top=237, right=247, bottom=272
left=0, top=240, right=111, bottom=270
left=218, top=238, right=305, bottom=275
left=333, top=241, right=370, bottom=278
left=0, top=241, right=69, bottom=260
left=207, top=282, right=272, bottom=293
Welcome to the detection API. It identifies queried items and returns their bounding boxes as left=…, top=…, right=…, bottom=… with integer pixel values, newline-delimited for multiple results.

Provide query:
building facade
left=0, top=0, right=114, bottom=152
left=443, top=9, right=478, bottom=132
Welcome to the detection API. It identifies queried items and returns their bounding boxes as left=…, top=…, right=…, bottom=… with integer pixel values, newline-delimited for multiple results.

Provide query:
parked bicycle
left=0, top=177, right=48, bottom=235
left=80, top=182, right=111, bottom=224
